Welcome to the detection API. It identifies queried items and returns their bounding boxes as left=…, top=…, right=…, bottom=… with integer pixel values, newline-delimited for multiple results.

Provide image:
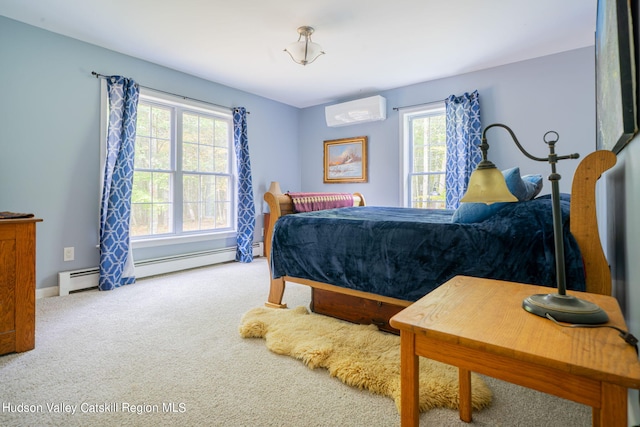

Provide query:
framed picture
left=323, top=136, right=368, bottom=183
left=596, top=0, right=637, bottom=153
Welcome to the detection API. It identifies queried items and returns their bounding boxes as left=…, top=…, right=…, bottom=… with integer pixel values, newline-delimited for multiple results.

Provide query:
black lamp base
left=522, top=293, right=609, bottom=324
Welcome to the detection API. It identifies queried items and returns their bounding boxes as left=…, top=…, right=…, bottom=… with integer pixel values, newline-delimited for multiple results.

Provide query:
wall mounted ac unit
left=325, top=95, right=387, bottom=127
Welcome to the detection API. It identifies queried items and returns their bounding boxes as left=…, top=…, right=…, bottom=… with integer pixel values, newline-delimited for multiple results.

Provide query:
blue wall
left=1, top=16, right=596, bottom=292
left=299, top=48, right=595, bottom=206
left=0, top=16, right=300, bottom=289
left=4, top=16, right=639, bottom=422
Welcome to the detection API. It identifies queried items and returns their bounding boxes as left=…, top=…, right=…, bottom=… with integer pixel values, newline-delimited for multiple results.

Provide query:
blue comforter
left=270, top=195, right=585, bottom=302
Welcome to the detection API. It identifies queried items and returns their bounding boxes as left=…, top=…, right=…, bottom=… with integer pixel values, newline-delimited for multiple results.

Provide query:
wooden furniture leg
left=597, top=382, right=627, bottom=427
left=265, top=277, right=287, bottom=308
left=458, top=368, right=472, bottom=422
left=399, top=331, right=419, bottom=427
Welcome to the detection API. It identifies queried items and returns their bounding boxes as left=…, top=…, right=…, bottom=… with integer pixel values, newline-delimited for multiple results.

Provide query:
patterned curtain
left=233, top=107, right=256, bottom=263
left=445, top=90, right=482, bottom=209
left=99, top=76, right=139, bottom=290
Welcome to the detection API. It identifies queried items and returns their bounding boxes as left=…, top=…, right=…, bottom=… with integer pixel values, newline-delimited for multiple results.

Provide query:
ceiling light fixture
left=284, top=26, right=325, bottom=66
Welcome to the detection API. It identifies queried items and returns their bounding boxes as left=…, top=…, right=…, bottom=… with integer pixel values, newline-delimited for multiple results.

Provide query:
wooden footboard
left=263, top=182, right=365, bottom=309
left=263, top=182, right=365, bottom=261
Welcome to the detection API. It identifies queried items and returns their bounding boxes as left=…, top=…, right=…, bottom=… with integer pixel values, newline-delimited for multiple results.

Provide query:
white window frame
left=100, top=84, right=237, bottom=249
left=399, top=101, right=446, bottom=208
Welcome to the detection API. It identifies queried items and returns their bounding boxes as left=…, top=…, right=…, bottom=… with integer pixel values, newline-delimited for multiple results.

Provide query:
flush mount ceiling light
left=284, top=26, right=325, bottom=66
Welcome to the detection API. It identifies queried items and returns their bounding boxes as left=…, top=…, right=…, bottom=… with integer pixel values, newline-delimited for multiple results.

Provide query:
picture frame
left=595, top=0, right=638, bottom=153
left=323, top=136, right=368, bottom=183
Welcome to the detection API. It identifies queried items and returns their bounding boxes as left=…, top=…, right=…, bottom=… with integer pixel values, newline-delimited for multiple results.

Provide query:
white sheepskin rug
left=239, top=306, right=492, bottom=413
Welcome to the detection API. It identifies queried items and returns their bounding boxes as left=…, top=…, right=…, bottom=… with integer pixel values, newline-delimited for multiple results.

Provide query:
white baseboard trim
left=52, top=243, right=263, bottom=298
left=37, top=286, right=60, bottom=299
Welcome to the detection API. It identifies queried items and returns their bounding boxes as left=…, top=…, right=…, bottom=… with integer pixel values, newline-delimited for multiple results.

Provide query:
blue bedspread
left=270, top=195, right=585, bottom=302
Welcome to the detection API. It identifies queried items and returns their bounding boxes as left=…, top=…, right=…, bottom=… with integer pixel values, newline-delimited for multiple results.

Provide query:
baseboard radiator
left=57, top=242, right=263, bottom=296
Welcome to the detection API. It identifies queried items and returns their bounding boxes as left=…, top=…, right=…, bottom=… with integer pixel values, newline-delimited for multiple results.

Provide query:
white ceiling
left=1, top=0, right=596, bottom=108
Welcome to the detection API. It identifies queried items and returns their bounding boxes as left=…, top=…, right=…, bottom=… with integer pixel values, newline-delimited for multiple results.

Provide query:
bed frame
left=263, top=151, right=616, bottom=333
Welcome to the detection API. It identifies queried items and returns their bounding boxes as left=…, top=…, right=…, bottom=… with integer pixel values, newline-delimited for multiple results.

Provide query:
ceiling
left=1, top=0, right=596, bottom=108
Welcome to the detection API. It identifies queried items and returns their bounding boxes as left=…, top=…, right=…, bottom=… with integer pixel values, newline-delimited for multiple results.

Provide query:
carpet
left=239, top=305, right=493, bottom=413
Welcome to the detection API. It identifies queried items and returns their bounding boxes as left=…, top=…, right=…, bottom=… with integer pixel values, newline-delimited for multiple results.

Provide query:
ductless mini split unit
left=325, top=95, right=387, bottom=127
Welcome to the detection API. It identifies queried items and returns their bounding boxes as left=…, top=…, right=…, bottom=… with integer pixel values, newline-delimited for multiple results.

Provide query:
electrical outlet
left=63, top=247, right=74, bottom=262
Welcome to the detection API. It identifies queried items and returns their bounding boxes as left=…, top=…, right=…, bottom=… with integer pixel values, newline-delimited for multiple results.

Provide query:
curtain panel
left=445, top=90, right=482, bottom=209
left=99, top=76, right=139, bottom=290
left=233, top=107, right=256, bottom=262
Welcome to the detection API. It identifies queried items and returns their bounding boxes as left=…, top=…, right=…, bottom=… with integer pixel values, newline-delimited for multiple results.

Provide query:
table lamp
left=461, top=123, right=609, bottom=324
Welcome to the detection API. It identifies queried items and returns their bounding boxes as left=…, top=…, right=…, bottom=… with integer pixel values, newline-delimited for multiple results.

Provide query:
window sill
left=132, top=230, right=237, bottom=249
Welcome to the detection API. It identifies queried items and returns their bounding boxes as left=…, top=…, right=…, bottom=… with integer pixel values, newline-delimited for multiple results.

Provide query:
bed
left=263, top=151, right=616, bottom=333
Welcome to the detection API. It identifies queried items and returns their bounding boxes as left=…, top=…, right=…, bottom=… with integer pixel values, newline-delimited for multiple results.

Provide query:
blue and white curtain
left=445, top=90, right=482, bottom=209
left=233, top=107, right=256, bottom=263
left=99, top=76, right=139, bottom=290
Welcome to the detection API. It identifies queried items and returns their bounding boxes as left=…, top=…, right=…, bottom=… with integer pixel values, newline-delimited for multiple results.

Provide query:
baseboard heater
left=57, top=242, right=263, bottom=296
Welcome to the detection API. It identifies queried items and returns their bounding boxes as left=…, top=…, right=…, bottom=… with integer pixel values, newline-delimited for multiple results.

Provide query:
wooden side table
left=389, top=275, right=640, bottom=427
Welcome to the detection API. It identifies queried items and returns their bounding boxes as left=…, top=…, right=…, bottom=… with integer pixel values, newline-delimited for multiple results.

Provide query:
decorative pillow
left=501, top=167, right=528, bottom=201
left=451, top=167, right=534, bottom=224
left=522, top=174, right=544, bottom=200
left=451, top=200, right=508, bottom=224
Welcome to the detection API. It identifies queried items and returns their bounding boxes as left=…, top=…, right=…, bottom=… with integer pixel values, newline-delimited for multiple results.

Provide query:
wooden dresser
left=0, top=217, right=42, bottom=355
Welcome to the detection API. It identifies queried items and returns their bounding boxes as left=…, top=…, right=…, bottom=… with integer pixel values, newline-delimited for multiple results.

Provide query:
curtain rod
left=392, top=100, right=445, bottom=111
left=91, top=71, right=249, bottom=114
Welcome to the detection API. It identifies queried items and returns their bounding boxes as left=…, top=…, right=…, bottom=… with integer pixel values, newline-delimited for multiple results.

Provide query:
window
left=400, top=102, right=447, bottom=209
left=131, top=89, right=235, bottom=242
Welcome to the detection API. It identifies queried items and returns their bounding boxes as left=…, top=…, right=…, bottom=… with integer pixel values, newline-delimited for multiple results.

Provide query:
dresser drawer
left=310, top=288, right=405, bottom=334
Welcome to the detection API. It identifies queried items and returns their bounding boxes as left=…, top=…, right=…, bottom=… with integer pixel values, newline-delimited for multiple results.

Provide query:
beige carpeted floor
left=0, top=258, right=590, bottom=426
left=239, top=305, right=492, bottom=412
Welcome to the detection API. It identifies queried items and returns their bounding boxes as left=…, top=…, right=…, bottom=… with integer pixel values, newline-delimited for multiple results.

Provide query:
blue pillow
left=501, top=167, right=528, bottom=201
left=451, top=167, right=532, bottom=223
left=451, top=200, right=509, bottom=223
left=522, top=174, right=544, bottom=200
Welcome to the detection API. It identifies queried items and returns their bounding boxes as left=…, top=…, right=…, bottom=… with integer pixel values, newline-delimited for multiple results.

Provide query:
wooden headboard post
left=570, top=150, right=616, bottom=295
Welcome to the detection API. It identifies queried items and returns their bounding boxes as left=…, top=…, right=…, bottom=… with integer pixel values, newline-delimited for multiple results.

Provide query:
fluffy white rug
left=239, top=305, right=492, bottom=413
